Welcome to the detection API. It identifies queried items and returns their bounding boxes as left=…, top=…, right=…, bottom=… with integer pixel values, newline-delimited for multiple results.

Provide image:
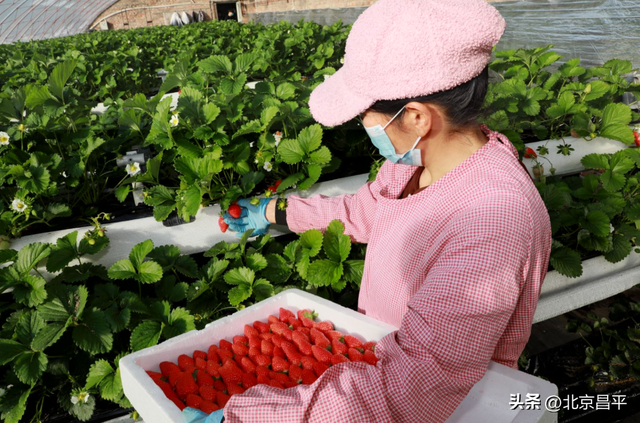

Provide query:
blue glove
left=182, top=407, right=224, bottom=423
left=223, top=198, right=271, bottom=238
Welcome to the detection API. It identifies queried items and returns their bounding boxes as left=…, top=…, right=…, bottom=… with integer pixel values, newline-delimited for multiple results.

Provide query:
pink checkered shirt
left=223, top=126, right=552, bottom=422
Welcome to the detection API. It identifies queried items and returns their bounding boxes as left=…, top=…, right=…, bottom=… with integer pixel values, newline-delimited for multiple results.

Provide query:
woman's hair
left=367, top=65, right=489, bottom=130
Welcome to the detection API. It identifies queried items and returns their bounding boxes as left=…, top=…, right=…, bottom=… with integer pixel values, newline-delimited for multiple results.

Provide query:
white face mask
left=362, top=106, right=423, bottom=166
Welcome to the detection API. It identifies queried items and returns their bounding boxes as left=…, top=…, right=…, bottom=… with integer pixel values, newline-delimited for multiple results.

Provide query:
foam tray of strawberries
left=120, top=289, right=398, bottom=423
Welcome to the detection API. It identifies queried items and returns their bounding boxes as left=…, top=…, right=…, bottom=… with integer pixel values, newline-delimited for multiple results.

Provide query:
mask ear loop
left=382, top=105, right=407, bottom=130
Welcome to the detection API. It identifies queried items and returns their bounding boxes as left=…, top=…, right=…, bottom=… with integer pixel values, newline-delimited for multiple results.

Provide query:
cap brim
left=309, top=68, right=374, bottom=127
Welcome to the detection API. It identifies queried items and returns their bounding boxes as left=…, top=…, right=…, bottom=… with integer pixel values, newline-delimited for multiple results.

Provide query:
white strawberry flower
left=0, top=132, right=9, bottom=146
left=249, top=142, right=254, bottom=148
left=126, top=162, right=141, bottom=176
left=71, top=395, right=79, bottom=405
left=11, top=198, right=27, bottom=213
left=273, top=131, right=283, bottom=147
left=254, top=158, right=259, bottom=164
left=340, top=57, right=345, bottom=64
left=170, top=113, right=179, bottom=127
left=263, top=161, right=273, bottom=172
left=72, top=392, right=90, bottom=405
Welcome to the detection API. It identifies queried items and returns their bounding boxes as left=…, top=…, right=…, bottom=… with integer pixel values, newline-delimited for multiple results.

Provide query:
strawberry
left=275, top=180, right=282, bottom=189
left=146, top=370, right=163, bottom=381
left=348, top=348, right=364, bottom=362
left=217, top=349, right=234, bottom=364
left=271, top=333, right=286, bottom=348
left=270, top=321, right=291, bottom=336
left=269, top=379, right=284, bottom=389
left=343, top=335, right=364, bottom=351
left=213, top=379, right=227, bottom=392
left=196, top=370, right=214, bottom=387
left=282, top=343, right=303, bottom=365
left=252, top=354, right=272, bottom=368
left=193, top=350, right=207, bottom=361
left=288, top=317, right=302, bottom=329
left=216, top=391, right=231, bottom=408
left=272, top=356, right=289, bottom=373
left=195, top=357, right=207, bottom=371
left=176, top=371, right=199, bottom=401
left=228, top=204, right=242, bottom=219
left=273, top=372, right=290, bottom=385
left=312, top=345, right=332, bottom=365
left=232, top=342, right=249, bottom=357
left=178, top=354, right=195, bottom=371
left=206, top=360, right=221, bottom=376
left=227, top=383, right=245, bottom=395
left=243, top=372, right=258, bottom=389
left=245, top=323, right=260, bottom=338
left=364, top=350, right=378, bottom=366
left=168, top=370, right=183, bottom=387
left=186, top=393, right=203, bottom=409
left=261, top=340, right=275, bottom=356
left=218, top=216, right=229, bottom=233
left=218, top=361, right=243, bottom=385
left=253, top=320, right=270, bottom=334
left=310, top=329, right=331, bottom=350
left=159, top=361, right=181, bottom=377
left=219, top=339, right=233, bottom=352
left=301, top=355, right=318, bottom=370
left=154, top=379, right=186, bottom=410
left=234, top=354, right=244, bottom=367
left=256, top=365, right=271, bottom=378
left=249, top=346, right=261, bottom=358
left=325, top=330, right=344, bottom=342
left=634, top=130, right=640, bottom=147
left=301, top=369, right=317, bottom=385
left=273, top=345, right=285, bottom=359
left=268, top=315, right=280, bottom=324
left=200, top=400, right=220, bottom=413
left=260, top=332, right=274, bottom=342
left=570, top=129, right=581, bottom=138
left=313, top=361, right=329, bottom=377
left=297, top=327, right=311, bottom=337
left=289, top=364, right=303, bottom=383
left=267, top=185, right=277, bottom=193
left=233, top=335, right=249, bottom=346
left=331, top=338, right=348, bottom=355
left=292, top=332, right=313, bottom=356
left=240, top=356, right=257, bottom=374
left=331, top=353, right=349, bottom=365
left=207, top=345, right=220, bottom=364
left=363, top=341, right=376, bottom=352
left=248, top=335, right=261, bottom=349
left=523, top=147, right=537, bottom=159
left=284, top=380, right=299, bottom=388
left=313, top=320, right=334, bottom=333
left=199, top=385, right=217, bottom=402
left=279, top=307, right=295, bottom=323
left=257, top=374, right=271, bottom=385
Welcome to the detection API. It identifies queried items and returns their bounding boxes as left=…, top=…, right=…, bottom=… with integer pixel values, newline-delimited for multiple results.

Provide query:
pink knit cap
left=309, top=0, right=506, bottom=127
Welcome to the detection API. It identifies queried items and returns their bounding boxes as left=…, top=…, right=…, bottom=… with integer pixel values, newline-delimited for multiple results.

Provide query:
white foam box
left=120, top=288, right=558, bottom=423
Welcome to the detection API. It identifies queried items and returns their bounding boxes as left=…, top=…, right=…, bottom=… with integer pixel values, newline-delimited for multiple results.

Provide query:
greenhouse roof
left=0, top=0, right=119, bottom=45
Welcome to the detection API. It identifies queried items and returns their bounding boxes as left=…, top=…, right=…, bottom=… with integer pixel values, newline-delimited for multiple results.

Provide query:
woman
left=190, top=0, right=552, bottom=421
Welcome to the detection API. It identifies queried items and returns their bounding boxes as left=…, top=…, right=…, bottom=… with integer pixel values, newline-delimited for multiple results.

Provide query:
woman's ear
left=404, top=101, right=439, bottom=138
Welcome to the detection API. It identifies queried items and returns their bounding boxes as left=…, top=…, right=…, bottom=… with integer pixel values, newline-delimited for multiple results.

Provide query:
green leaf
left=108, top=259, right=137, bottom=280
left=277, top=139, right=304, bottom=164
left=252, top=278, right=274, bottom=301
left=276, top=82, right=296, bottom=100
left=73, top=309, right=113, bottom=354
left=342, top=260, right=364, bottom=286
left=299, top=229, right=323, bottom=257
left=600, top=124, right=635, bottom=144
left=584, top=80, right=610, bottom=101
left=228, top=284, right=252, bottom=306
left=602, top=103, right=632, bottom=127
left=0, top=339, right=29, bottom=365
left=198, top=55, right=233, bottom=74
left=99, top=367, right=123, bottom=401
left=306, top=260, right=343, bottom=287
left=246, top=253, right=268, bottom=272
left=324, top=220, right=351, bottom=262
left=0, top=249, right=17, bottom=265
left=181, top=185, right=203, bottom=218
left=583, top=211, right=610, bottom=237
left=46, top=231, right=79, bottom=273
left=203, top=103, right=221, bottom=124
left=550, top=246, right=583, bottom=278
left=16, top=311, right=45, bottom=346
left=37, top=285, right=87, bottom=322
left=276, top=173, right=303, bottom=192
left=104, top=307, right=131, bottom=333
left=25, top=85, right=52, bottom=108
left=0, top=384, right=32, bottom=423
left=15, top=242, right=51, bottom=275
left=13, top=351, right=47, bottom=385
left=601, top=171, right=627, bottom=192
left=114, top=185, right=130, bottom=203
left=130, top=240, right=154, bottom=269
left=297, top=164, right=322, bottom=190
left=13, top=275, right=47, bottom=307
left=48, top=60, right=77, bottom=101
left=16, top=165, right=50, bottom=193
left=31, top=322, right=67, bottom=351
left=581, top=154, right=609, bottom=170
left=604, top=234, right=632, bottom=263
left=131, top=320, right=163, bottom=352
left=224, top=267, right=255, bottom=285
left=85, top=359, right=114, bottom=390
left=298, top=125, right=323, bottom=155
left=308, top=146, right=332, bottom=165
left=164, top=307, right=195, bottom=339
left=138, top=261, right=164, bottom=284
left=261, top=106, right=279, bottom=126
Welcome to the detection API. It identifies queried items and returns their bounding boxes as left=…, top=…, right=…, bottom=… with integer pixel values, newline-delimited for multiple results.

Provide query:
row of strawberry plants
left=0, top=219, right=364, bottom=423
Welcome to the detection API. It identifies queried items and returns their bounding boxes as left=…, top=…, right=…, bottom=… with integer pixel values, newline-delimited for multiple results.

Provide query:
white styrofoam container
left=120, top=289, right=557, bottom=423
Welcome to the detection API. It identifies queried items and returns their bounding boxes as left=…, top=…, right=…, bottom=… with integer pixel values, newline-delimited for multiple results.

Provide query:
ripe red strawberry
left=325, top=330, right=344, bottom=342
left=207, top=345, right=220, bottom=364
left=310, top=329, right=331, bottom=350
left=248, top=346, right=261, bottom=358
left=232, top=342, right=249, bottom=356
left=154, top=379, right=186, bottom=410
left=168, top=370, right=183, bottom=387
left=297, top=309, right=317, bottom=322
left=331, top=353, right=349, bottom=365
left=146, top=370, right=163, bottom=381
left=312, top=345, right=332, bottom=365
left=272, top=356, right=289, bottom=373
left=240, top=356, right=257, bottom=374
left=228, top=204, right=242, bottom=219
left=186, top=393, right=203, bottom=409
left=273, top=372, right=290, bottom=385
left=297, top=327, right=311, bottom=337
left=289, top=364, right=303, bottom=383
left=196, top=370, right=214, bottom=387
left=159, top=361, right=181, bottom=377
left=218, top=216, right=229, bottom=233
left=252, top=354, right=272, bottom=368
left=273, top=345, right=285, bottom=359
left=279, top=307, right=295, bottom=323
left=218, top=361, right=243, bottom=385
left=282, top=343, right=303, bottom=365
left=271, top=333, right=285, bottom=347
left=284, top=380, right=298, bottom=388
left=176, top=372, right=199, bottom=400
left=523, top=147, right=537, bottom=159
left=313, top=361, right=329, bottom=377
left=213, top=379, right=226, bottom=392
left=195, top=357, right=207, bottom=371
left=268, top=315, right=280, bottom=324
left=301, top=369, right=317, bottom=385
left=275, top=180, right=282, bottom=189
left=301, top=355, right=318, bottom=370
left=234, top=354, right=244, bottom=367
left=206, top=360, right=221, bottom=376
left=634, top=130, right=640, bottom=147
left=253, top=320, right=270, bottom=334
left=247, top=335, right=261, bottom=349
left=288, top=317, right=302, bottom=329
left=257, top=374, right=270, bottom=385
left=193, top=350, right=207, bottom=361
left=313, top=320, right=334, bottom=333
left=217, top=348, right=234, bottom=364
left=256, top=365, right=271, bottom=378
left=271, top=321, right=292, bottom=337
left=261, top=340, right=274, bottom=356
left=331, top=338, right=348, bottom=355
left=260, top=332, right=274, bottom=342
left=343, top=335, right=364, bottom=351
left=200, top=400, right=220, bottom=413
left=348, top=348, right=364, bottom=362
left=178, top=354, right=195, bottom=371
left=199, top=385, right=216, bottom=402
left=269, top=379, right=284, bottom=389
left=216, top=391, right=231, bottom=408
left=219, top=339, right=233, bottom=351
left=364, top=341, right=376, bottom=352
left=364, top=350, right=378, bottom=366
left=227, top=383, right=245, bottom=395
left=243, top=372, right=258, bottom=389
left=233, top=335, right=248, bottom=346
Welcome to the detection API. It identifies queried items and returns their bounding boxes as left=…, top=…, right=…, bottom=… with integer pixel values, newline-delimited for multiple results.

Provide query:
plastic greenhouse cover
left=251, top=0, right=640, bottom=69
left=0, top=0, right=119, bottom=45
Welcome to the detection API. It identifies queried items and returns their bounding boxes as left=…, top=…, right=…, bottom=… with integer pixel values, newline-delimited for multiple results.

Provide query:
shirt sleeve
left=283, top=162, right=392, bottom=244
left=222, top=192, right=535, bottom=423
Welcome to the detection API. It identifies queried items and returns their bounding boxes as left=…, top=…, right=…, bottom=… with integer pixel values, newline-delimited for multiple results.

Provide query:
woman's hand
left=222, top=198, right=272, bottom=237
